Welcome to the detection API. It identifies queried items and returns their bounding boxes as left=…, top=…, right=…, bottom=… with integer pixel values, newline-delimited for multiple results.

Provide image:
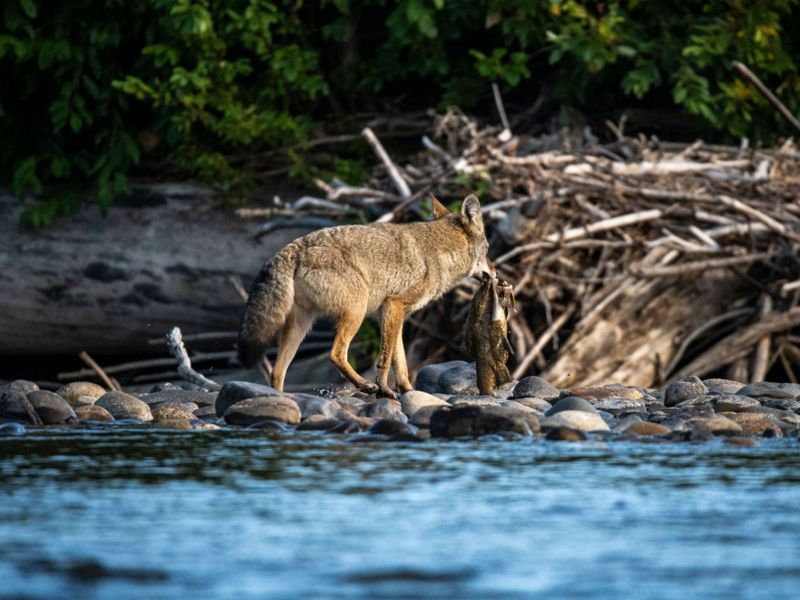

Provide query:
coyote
left=237, top=194, right=494, bottom=398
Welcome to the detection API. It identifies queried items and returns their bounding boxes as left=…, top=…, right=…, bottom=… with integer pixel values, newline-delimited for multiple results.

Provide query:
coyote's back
left=237, top=194, right=492, bottom=396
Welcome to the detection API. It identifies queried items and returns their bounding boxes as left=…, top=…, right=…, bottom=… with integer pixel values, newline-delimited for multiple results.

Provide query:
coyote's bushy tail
left=237, top=249, right=297, bottom=368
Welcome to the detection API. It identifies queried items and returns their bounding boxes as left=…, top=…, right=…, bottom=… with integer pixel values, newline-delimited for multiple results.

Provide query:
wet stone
left=664, top=377, right=708, bottom=407
left=511, top=376, right=559, bottom=401
left=358, top=398, right=407, bottom=422
left=246, top=419, right=291, bottom=432
left=140, top=389, right=217, bottom=407
left=692, top=414, right=743, bottom=436
left=224, top=396, right=301, bottom=426
left=430, top=405, right=540, bottom=438
left=546, top=396, right=598, bottom=416
left=545, top=427, right=588, bottom=441
left=399, top=390, right=449, bottom=417
left=736, top=381, right=800, bottom=400
left=437, top=363, right=479, bottom=396
left=594, top=397, right=646, bottom=415
left=0, top=392, right=42, bottom=425
left=292, top=394, right=340, bottom=420
left=95, top=392, right=153, bottom=422
left=725, top=436, right=758, bottom=447
left=151, top=403, right=197, bottom=421
left=713, top=395, right=761, bottom=412
left=728, top=413, right=784, bottom=437
left=568, top=386, right=643, bottom=402
left=215, top=381, right=279, bottom=417
left=367, top=419, right=416, bottom=436
left=409, top=405, right=442, bottom=428
left=510, top=397, right=552, bottom=413
left=334, top=396, right=367, bottom=416
left=0, top=380, right=39, bottom=396
left=414, top=361, right=468, bottom=394
left=193, top=406, right=217, bottom=419
left=27, top=390, right=77, bottom=424
left=75, top=405, right=114, bottom=422
left=625, top=421, right=670, bottom=436
left=763, top=398, right=800, bottom=411
left=56, top=382, right=106, bottom=406
left=540, top=410, right=609, bottom=432
left=703, top=378, right=745, bottom=395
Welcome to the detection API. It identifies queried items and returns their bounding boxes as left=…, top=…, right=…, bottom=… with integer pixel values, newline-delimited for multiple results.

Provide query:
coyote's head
left=458, top=194, right=494, bottom=279
left=430, top=193, right=494, bottom=279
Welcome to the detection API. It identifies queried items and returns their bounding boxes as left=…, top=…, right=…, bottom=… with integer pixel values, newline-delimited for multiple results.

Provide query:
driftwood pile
left=238, top=108, right=800, bottom=389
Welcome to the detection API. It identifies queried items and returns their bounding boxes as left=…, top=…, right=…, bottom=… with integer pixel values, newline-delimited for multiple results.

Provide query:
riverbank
left=3, top=362, right=800, bottom=445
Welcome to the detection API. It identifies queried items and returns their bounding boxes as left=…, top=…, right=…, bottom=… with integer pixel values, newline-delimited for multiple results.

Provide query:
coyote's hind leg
left=272, top=309, right=314, bottom=391
left=331, top=305, right=379, bottom=394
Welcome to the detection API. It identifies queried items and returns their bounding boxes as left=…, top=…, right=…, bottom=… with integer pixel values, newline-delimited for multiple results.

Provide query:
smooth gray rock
left=56, top=381, right=107, bottom=406
left=0, top=380, right=39, bottom=396
left=409, top=405, right=441, bottom=427
left=367, top=419, right=416, bottom=436
left=75, top=405, right=114, bottom=422
left=664, top=377, right=708, bottom=407
left=511, top=376, right=559, bottom=400
left=95, top=391, right=153, bottom=422
left=430, top=404, right=539, bottom=438
left=27, top=390, right=77, bottom=424
left=140, top=389, right=217, bottom=407
left=358, top=398, right=407, bottom=422
left=546, top=396, right=598, bottom=416
left=224, top=396, right=301, bottom=426
left=714, top=395, right=761, bottom=412
left=215, top=381, right=278, bottom=417
left=335, top=395, right=367, bottom=416
left=448, top=395, right=503, bottom=407
left=545, top=427, right=588, bottom=441
left=703, top=378, right=745, bottom=395
left=737, top=381, right=800, bottom=399
left=399, top=390, right=448, bottom=417
left=594, top=397, right=646, bottom=415
left=674, top=394, right=717, bottom=407
left=437, top=364, right=479, bottom=395
left=0, top=392, right=42, bottom=425
left=510, top=397, right=552, bottom=413
left=151, top=403, right=197, bottom=421
left=292, top=394, right=340, bottom=419
left=540, top=410, right=610, bottom=432
left=414, top=361, right=468, bottom=393
left=764, top=398, right=800, bottom=411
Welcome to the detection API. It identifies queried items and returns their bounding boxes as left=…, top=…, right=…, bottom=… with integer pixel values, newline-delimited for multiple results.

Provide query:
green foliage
left=3, top=0, right=799, bottom=224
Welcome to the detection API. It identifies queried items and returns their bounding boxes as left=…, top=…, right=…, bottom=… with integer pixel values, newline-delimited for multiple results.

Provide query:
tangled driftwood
left=57, top=109, right=800, bottom=390
left=237, top=108, right=800, bottom=389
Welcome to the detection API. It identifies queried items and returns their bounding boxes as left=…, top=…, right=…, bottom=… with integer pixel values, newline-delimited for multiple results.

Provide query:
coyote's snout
left=237, top=194, right=493, bottom=398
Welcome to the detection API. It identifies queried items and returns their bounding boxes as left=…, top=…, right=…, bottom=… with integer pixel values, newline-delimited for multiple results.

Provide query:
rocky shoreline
left=2, top=360, right=800, bottom=445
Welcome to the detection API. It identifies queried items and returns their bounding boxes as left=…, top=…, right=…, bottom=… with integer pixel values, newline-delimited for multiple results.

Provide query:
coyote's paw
left=358, top=381, right=380, bottom=395
left=376, top=385, right=398, bottom=401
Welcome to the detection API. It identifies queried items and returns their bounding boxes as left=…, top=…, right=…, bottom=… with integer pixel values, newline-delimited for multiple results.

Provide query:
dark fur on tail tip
left=236, top=255, right=295, bottom=369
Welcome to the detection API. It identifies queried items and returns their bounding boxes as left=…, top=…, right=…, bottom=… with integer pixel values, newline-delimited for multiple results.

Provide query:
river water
left=1, top=426, right=798, bottom=599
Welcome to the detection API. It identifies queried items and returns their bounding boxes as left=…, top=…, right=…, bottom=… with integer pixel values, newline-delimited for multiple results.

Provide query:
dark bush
left=2, top=0, right=798, bottom=224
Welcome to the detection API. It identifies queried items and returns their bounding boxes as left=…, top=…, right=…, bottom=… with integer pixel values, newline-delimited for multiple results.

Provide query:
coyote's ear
left=431, top=194, right=451, bottom=220
left=460, top=194, right=482, bottom=224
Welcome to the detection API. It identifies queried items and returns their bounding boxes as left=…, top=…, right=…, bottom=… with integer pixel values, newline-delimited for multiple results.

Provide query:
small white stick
left=545, top=209, right=662, bottom=244
left=362, top=127, right=411, bottom=198
left=688, top=225, right=721, bottom=250
left=166, top=327, right=222, bottom=391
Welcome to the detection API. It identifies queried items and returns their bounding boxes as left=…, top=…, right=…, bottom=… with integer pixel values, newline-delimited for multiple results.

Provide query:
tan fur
left=238, top=194, right=493, bottom=397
